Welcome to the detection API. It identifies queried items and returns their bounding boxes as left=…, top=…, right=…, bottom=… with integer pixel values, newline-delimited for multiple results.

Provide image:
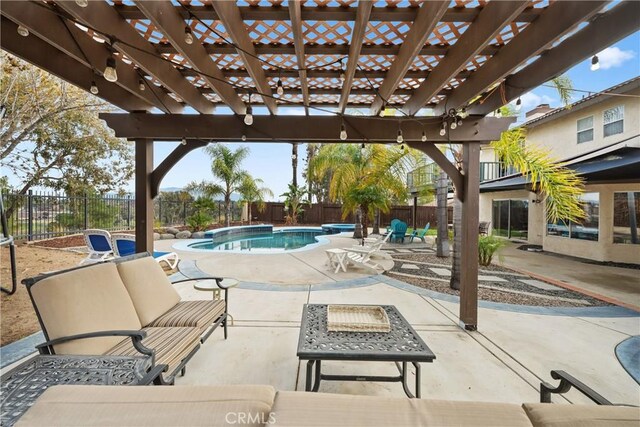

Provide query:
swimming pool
left=182, top=226, right=329, bottom=253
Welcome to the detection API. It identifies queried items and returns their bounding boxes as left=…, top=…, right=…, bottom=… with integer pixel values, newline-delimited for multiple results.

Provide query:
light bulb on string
left=242, top=134, right=247, bottom=142
left=450, top=120, right=457, bottom=130
left=339, top=123, right=347, bottom=140
left=456, top=116, right=463, bottom=128
left=103, top=56, right=117, bottom=82
left=495, top=109, right=502, bottom=118
left=379, top=104, right=386, bottom=117
left=400, top=144, right=405, bottom=150
left=17, top=25, right=29, bottom=37
left=138, top=79, right=145, bottom=91
left=421, top=130, right=427, bottom=142
left=439, top=122, right=447, bottom=137
left=396, top=129, right=403, bottom=144
left=515, top=97, right=522, bottom=111
left=339, top=59, right=346, bottom=82
left=184, top=26, right=194, bottom=45
left=90, top=81, right=99, bottom=95
left=75, top=0, right=88, bottom=7
left=181, top=137, right=187, bottom=146
left=460, top=108, right=468, bottom=119
left=590, top=54, right=600, bottom=71
left=276, top=79, right=284, bottom=96
left=244, top=105, right=253, bottom=126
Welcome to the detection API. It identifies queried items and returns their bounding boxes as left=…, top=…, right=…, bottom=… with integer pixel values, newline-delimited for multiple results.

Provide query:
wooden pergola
left=2, top=0, right=638, bottom=329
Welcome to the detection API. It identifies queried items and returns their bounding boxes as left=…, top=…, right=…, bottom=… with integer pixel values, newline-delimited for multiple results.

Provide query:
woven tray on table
left=327, top=305, right=391, bottom=333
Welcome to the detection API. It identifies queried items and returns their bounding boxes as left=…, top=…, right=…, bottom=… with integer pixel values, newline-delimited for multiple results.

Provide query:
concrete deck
left=153, top=234, right=640, bottom=406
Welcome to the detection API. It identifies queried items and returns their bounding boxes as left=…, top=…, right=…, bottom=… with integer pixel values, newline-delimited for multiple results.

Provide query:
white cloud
left=597, top=47, right=636, bottom=70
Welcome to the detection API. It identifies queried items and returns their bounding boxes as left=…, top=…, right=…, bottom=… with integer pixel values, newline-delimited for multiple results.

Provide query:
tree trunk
left=436, top=170, right=450, bottom=257
left=292, top=143, right=298, bottom=188
left=248, top=203, right=252, bottom=225
left=361, top=203, right=369, bottom=238
left=372, top=208, right=380, bottom=235
left=225, top=196, right=231, bottom=227
left=450, top=196, right=462, bottom=290
left=353, top=207, right=363, bottom=239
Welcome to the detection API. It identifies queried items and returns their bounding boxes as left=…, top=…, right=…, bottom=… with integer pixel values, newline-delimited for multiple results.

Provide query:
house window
left=547, top=192, right=599, bottom=241
left=492, top=199, right=529, bottom=239
left=603, top=105, right=624, bottom=137
left=576, top=116, right=593, bottom=144
left=613, top=192, right=640, bottom=244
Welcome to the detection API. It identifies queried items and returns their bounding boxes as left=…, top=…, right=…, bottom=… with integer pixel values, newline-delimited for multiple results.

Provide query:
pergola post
left=135, top=138, right=154, bottom=253
left=459, top=142, right=481, bottom=330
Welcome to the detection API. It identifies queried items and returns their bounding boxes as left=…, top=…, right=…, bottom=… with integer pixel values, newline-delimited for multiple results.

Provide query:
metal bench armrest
left=36, top=330, right=155, bottom=365
left=540, top=370, right=612, bottom=405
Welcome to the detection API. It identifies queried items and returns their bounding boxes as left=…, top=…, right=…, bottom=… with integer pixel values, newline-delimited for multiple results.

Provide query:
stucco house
left=479, top=76, right=640, bottom=264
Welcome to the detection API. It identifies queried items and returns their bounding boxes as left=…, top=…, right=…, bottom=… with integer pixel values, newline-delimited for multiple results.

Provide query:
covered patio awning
left=480, top=147, right=640, bottom=193
left=3, top=0, right=638, bottom=330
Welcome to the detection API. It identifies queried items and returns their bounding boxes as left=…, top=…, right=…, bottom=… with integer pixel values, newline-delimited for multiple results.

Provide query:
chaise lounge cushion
left=16, top=385, right=277, bottom=427
left=148, top=300, right=226, bottom=334
left=116, top=256, right=181, bottom=326
left=271, top=391, right=534, bottom=426
left=29, top=263, right=142, bottom=355
left=105, top=326, right=201, bottom=374
left=522, top=403, right=640, bottom=427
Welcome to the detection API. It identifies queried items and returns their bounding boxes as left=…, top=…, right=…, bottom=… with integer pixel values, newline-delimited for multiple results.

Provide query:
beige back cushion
left=116, top=257, right=181, bottom=326
left=30, top=263, right=142, bottom=355
left=523, top=403, right=640, bottom=427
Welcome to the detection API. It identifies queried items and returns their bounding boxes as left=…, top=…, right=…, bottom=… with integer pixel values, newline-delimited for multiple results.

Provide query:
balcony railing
left=407, top=162, right=518, bottom=193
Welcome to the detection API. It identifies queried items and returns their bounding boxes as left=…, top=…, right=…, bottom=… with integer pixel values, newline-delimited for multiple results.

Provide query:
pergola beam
left=369, top=1, right=449, bottom=115
left=100, top=113, right=515, bottom=143
left=150, top=140, right=209, bottom=198
left=402, top=1, right=529, bottom=116
left=113, top=5, right=543, bottom=23
left=55, top=0, right=214, bottom=114
left=471, top=1, right=640, bottom=115
left=0, top=1, right=181, bottom=113
left=203, top=87, right=446, bottom=97
left=156, top=43, right=501, bottom=57
left=212, top=1, right=277, bottom=114
left=1, top=17, right=152, bottom=112
left=135, top=1, right=245, bottom=115
left=434, top=0, right=607, bottom=114
left=288, top=0, right=310, bottom=112
left=338, top=1, right=373, bottom=114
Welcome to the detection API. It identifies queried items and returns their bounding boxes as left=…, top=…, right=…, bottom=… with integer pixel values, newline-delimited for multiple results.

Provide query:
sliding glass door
left=491, top=199, right=529, bottom=239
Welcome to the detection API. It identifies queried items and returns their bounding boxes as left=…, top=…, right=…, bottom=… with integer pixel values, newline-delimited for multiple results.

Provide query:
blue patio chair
left=111, top=233, right=179, bottom=269
left=409, top=223, right=431, bottom=243
left=79, top=229, right=114, bottom=265
left=385, top=219, right=401, bottom=234
left=390, top=220, right=408, bottom=243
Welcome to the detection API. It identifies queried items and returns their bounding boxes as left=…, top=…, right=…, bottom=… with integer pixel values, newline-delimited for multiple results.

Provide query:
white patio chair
left=344, top=246, right=382, bottom=272
left=79, top=229, right=114, bottom=265
left=355, top=232, right=392, bottom=259
left=111, top=233, right=179, bottom=269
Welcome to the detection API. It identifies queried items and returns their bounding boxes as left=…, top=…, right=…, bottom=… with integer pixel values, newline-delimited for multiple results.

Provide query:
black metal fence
left=1, top=190, right=241, bottom=241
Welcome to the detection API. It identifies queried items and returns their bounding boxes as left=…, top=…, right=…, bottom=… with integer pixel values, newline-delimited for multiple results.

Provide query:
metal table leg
left=305, top=360, right=315, bottom=392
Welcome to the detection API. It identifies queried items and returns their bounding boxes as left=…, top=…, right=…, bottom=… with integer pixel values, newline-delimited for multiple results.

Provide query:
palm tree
left=238, top=176, right=273, bottom=225
left=309, top=144, right=419, bottom=238
left=187, top=144, right=250, bottom=227
left=280, top=183, right=310, bottom=225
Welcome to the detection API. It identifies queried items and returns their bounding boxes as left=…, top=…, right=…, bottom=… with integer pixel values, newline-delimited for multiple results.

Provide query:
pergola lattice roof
left=1, top=1, right=638, bottom=117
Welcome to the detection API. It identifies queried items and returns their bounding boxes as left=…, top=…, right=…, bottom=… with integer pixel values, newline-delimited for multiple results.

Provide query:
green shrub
left=478, top=235, right=506, bottom=266
left=187, top=212, right=212, bottom=232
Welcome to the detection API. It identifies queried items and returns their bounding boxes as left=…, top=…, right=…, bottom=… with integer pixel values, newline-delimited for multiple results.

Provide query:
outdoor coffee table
left=297, top=304, right=435, bottom=398
left=0, top=354, right=163, bottom=426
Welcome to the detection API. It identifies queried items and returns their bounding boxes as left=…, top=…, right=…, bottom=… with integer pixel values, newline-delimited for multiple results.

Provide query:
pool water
left=189, top=229, right=326, bottom=252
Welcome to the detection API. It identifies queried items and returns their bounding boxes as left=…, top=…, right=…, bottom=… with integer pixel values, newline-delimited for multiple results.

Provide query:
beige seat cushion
left=16, top=385, right=277, bottom=427
left=148, top=300, right=226, bottom=334
left=106, top=326, right=200, bottom=375
left=116, top=256, right=181, bottom=326
left=271, top=391, right=533, bottom=426
left=523, top=403, right=640, bottom=427
left=29, top=263, right=142, bottom=355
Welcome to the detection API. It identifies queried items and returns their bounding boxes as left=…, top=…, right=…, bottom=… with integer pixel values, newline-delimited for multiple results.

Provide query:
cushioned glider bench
left=15, top=371, right=638, bottom=426
left=23, top=253, right=231, bottom=385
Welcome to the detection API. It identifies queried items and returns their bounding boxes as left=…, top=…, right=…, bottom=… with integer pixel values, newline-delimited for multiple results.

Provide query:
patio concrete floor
left=155, top=234, right=640, bottom=406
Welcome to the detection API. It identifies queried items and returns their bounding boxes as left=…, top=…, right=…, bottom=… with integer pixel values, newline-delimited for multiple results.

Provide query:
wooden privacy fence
left=251, top=202, right=452, bottom=227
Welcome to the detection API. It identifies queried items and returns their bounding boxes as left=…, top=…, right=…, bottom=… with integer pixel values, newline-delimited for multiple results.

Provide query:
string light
left=339, top=122, right=347, bottom=140
left=245, top=93, right=254, bottom=126
left=276, top=79, right=284, bottom=96
left=184, top=26, right=194, bottom=45
left=396, top=121, right=403, bottom=144
left=75, top=0, right=88, bottom=7
left=17, top=25, right=29, bottom=37
left=495, top=109, right=502, bottom=118
left=339, top=60, right=346, bottom=82
left=90, top=81, right=99, bottom=95
left=242, top=134, right=247, bottom=141
left=103, top=55, right=118, bottom=82
left=379, top=104, right=386, bottom=117
left=439, top=122, right=447, bottom=136
left=515, top=97, right=522, bottom=111
left=421, top=130, right=427, bottom=142
left=181, top=137, right=187, bottom=145
left=456, top=116, right=463, bottom=128
left=590, top=54, right=600, bottom=71
left=400, top=144, right=405, bottom=150
left=460, top=108, right=468, bottom=119
left=138, top=79, right=145, bottom=91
